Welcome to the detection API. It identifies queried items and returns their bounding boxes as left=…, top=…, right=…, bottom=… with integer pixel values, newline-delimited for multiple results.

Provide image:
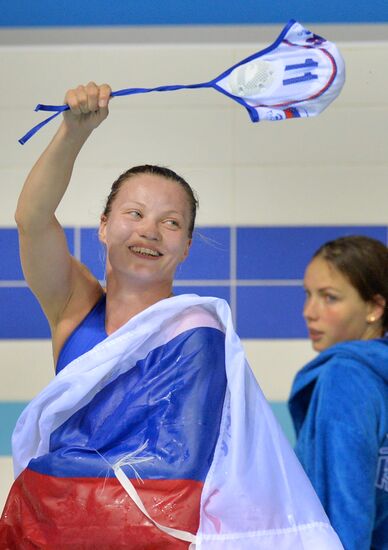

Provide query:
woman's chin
left=311, top=340, right=326, bottom=352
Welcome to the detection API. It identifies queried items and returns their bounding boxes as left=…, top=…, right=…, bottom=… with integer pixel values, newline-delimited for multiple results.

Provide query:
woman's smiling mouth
left=128, top=246, right=163, bottom=258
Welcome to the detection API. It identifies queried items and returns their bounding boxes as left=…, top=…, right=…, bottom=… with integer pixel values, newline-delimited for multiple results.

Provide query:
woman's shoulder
left=319, top=338, right=388, bottom=374
left=314, top=340, right=388, bottom=408
left=171, top=303, right=224, bottom=337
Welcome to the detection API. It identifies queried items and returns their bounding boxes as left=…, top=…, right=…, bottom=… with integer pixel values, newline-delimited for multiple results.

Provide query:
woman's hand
left=62, top=82, right=112, bottom=134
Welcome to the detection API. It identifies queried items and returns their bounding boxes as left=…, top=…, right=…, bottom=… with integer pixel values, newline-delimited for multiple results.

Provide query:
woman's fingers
left=65, top=88, right=83, bottom=115
left=98, top=83, right=112, bottom=109
left=76, top=85, right=90, bottom=114
left=64, top=83, right=112, bottom=115
left=85, top=82, right=99, bottom=112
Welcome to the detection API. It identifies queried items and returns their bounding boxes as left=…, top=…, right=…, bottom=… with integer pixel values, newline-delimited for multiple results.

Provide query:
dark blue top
left=289, top=338, right=388, bottom=550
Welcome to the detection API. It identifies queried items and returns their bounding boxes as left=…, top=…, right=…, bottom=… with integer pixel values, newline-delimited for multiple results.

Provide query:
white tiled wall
left=1, top=34, right=387, bottom=508
left=0, top=458, right=13, bottom=512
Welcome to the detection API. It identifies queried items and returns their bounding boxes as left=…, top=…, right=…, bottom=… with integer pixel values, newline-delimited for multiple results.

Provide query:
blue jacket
left=289, top=338, right=388, bottom=550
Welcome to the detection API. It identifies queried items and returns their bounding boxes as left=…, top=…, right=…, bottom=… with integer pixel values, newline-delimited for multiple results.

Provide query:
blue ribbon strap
left=19, top=83, right=213, bottom=145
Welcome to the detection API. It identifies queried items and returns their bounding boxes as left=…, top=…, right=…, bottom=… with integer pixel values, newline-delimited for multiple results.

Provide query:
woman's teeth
left=130, top=246, right=161, bottom=257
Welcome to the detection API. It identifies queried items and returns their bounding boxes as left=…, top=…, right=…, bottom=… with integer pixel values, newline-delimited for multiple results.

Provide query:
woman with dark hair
left=289, top=235, right=388, bottom=550
left=1, top=82, right=344, bottom=549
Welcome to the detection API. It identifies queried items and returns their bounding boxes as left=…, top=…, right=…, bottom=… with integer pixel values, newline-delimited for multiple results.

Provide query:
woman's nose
left=303, top=297, right=318, bottom=320
left=139, top=219, right=161, bottom=241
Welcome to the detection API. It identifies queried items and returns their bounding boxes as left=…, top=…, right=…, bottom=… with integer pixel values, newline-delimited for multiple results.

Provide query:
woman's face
left=99, top=174, right=192, bottom=287
left=303, top=256, right=381, bottom=351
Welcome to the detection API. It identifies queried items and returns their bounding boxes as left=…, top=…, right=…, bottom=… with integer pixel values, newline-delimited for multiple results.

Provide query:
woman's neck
left=104, top=276, right=173, bottom=335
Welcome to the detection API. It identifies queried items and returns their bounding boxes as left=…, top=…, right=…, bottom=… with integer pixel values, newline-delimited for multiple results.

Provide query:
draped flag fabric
left=1, top=294, right=344, bottom=549
left=18, top=20, right=345, bottom=144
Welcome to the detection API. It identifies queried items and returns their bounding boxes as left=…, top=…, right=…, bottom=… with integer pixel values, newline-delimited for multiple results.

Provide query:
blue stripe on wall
left=0, top=400, right=295, bottom=455
left=80, top=227, right=230, bottom=282
left=237, top=226, right=387, bottom=280
left=237, top=285, right=306, bottom=338
left=0, top=228, right=74, bottom=281
left=0, top=229, right=24, bottom=280
left=80, top=228, right=105, bottom=281
left=1, top=1, right=388, bottom=26
left=0, top=288, right=50, bottom=338
left=176, top=227, right=230, bottom=280
left=1, top=225, right=387, bottom=339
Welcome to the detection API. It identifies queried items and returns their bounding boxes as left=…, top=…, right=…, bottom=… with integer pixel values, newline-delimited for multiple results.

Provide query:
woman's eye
left=128, top=210, right=141, bottom=218
left=165, top=219, right=179, bottom=228
left=324, top=294, right=338, bottom=303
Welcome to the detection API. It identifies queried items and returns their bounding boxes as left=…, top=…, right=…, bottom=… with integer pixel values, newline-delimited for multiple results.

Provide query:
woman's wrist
left=55, top=120, right=93, bottom=148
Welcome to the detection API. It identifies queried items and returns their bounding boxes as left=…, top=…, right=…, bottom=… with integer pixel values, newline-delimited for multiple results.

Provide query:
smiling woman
left=0, top=82, right=345, bottom=549
left=98, top=169, right=194, bottom=334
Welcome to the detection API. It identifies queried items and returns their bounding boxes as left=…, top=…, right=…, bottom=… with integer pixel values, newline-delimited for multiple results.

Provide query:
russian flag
left=1, top=304, right=226, bottom=548
left=1, top=296, right=344, bottom=549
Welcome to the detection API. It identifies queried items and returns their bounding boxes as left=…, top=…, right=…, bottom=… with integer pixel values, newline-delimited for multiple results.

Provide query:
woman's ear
left=369, top=294, right=386, bottom=322
left=99, top=215, right=107, bottom=244
left=181, top=238, right=192, bottom=262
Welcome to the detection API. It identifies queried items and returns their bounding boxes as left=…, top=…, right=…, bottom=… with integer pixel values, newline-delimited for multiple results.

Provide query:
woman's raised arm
left=15, top=82, right=112, bottom=330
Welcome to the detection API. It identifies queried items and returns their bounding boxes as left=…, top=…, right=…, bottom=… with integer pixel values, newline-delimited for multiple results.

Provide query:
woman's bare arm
left=15, top=82, right=112, bottom=330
